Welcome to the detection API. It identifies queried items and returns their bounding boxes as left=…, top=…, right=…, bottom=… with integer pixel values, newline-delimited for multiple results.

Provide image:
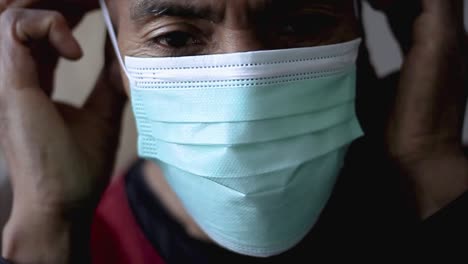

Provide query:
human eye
left=153, top=31, right=203, bottom=49
left=146, top=24, right=209, bottom=56
left=265, top=4, right=345, bottom=48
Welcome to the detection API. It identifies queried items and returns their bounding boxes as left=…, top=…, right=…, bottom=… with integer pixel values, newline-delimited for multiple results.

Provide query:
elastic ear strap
left=99, top=0, right=133, bottom=81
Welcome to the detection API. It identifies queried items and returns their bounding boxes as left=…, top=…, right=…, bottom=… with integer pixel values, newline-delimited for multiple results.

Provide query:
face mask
left=100, top=0, right=363, bottom=257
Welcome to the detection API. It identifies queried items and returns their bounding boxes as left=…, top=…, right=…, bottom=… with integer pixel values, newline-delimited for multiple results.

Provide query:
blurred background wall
left=1, top=1, right=468, bottom=245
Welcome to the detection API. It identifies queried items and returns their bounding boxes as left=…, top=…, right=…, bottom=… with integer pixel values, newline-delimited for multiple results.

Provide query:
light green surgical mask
left=100, top=0, right=363, bottom=257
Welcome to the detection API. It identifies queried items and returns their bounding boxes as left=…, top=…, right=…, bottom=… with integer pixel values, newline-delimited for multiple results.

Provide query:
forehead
left=130, top=0, right=351, bottom=7
left=130, top=0, right=354, bottom=19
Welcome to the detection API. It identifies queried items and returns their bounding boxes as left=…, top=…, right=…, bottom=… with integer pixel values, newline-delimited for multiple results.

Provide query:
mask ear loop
left=99, top=0, right=135, bottom=86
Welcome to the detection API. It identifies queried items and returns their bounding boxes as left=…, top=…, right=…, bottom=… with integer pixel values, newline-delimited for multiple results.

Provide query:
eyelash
left=151, top=30, right=206, bottom=55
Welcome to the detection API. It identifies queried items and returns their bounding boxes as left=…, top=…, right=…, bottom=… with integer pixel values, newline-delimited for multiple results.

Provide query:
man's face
left=111, top=0, right=359, bottom=91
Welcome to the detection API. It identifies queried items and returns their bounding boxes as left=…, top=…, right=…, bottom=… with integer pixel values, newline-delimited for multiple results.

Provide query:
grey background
left=1, top=2, right=468, bottom=246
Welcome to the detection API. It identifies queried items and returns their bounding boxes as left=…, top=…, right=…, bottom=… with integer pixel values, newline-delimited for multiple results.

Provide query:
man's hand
left=0, top=0, right=98, bottom=12
left=0, top=0, right=100, bottom=96
left=0, top=7, right=125, bottom=264
left=374, top=0, right=468, bottom=218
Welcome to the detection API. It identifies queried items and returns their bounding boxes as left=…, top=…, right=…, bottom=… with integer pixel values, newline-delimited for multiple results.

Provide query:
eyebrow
left=131, top=0, right=223, bottom=23
left=130, top=0, right=350, bottom=25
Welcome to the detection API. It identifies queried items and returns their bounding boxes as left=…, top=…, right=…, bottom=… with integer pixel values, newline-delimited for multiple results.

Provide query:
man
left=1, top=0, right=468, bottom=263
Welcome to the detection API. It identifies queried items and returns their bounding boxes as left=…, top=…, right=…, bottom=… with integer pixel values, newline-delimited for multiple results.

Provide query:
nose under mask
left=100, top=0, right=363, bottom=257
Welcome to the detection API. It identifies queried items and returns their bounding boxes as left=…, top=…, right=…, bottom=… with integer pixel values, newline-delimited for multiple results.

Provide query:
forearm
left=2, top=207, right=92, bottom=264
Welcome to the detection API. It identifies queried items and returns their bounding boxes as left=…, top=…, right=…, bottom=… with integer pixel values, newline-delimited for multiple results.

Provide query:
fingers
left=3, top=0, right=35, bottom=7
left=0, top=0, right=93, bottom=29
left=0, top=8, right=83, bottom=158
left=372, top=0, right=464, bottom=56
left=0, top=8, right=82, bottom=90
left=404, top=0, right=464, bottom=88
left=0, top=0, right=37, bottom=13
left=416, top=0, right=464, bottom=42
left=422, top=0, right=464, bottom=17
left=13, top=9, right=83, bottom=59
left=0, top=0, right=98, bottom=12
left=0, top=1, right=5, bottom=12
left=387, top=0, right=467, bottom=159
left=390, top=0, right=465, bottom=100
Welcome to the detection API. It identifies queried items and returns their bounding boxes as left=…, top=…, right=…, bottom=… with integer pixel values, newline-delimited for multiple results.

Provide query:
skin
left=0, top=0, right=467, bottom=263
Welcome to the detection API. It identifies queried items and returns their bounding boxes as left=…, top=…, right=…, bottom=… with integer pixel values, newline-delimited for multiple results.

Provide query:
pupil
left=166, top=32, right=191, bottom=48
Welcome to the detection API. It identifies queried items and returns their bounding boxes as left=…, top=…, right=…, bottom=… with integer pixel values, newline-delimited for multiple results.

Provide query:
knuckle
left=0, top=7, right=20, bottom=28
left=49, top=10, right=66, bottom=25
left=0, top=9, right=17, bottom=49
left=413, top=20, right=460, bottom=56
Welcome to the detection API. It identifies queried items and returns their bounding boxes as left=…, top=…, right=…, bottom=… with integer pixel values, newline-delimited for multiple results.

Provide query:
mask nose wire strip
left=99, top=0, right=135, bottom=84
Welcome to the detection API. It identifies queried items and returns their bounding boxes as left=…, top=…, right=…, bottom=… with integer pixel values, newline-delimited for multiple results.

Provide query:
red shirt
left=91, top=175, right=166, bottom=264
